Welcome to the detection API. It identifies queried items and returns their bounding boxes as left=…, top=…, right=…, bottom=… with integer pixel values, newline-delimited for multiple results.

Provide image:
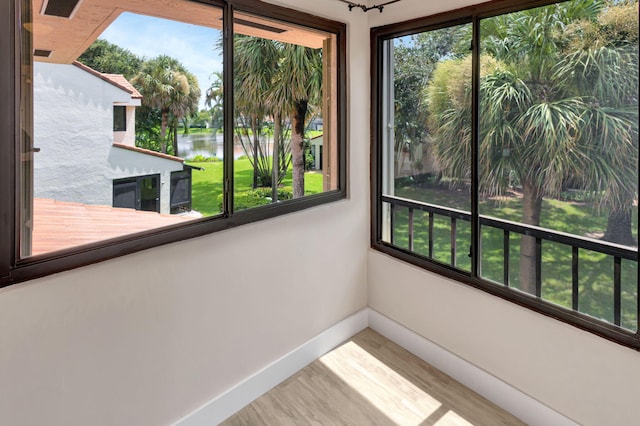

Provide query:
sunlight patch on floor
left=319, top=340, right=456, bottom=425
left=437, top=410, right=474, bottom=425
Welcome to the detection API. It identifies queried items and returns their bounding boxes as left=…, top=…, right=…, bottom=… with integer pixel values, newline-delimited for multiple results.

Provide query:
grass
left=187, top=157, right=324, bottom=216
left=390, top=184, right=638, bottom=331
left=179, top=127, right=221, bottom=135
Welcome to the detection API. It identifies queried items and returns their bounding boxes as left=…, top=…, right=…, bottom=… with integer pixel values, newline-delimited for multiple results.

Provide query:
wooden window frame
left=0, top=0, right=346, bottom=286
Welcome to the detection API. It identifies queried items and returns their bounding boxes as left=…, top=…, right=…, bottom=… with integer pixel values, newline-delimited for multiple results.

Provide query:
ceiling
left=30, top=0, right=328, bottom=64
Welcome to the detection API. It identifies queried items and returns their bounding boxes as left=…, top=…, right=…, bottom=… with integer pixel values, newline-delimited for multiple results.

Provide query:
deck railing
left=381, top=194, right=638, bottom=327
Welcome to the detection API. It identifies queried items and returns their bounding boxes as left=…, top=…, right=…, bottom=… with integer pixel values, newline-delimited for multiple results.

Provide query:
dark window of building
left=113, top=106, right=126, bottom=131
left=170, top=169, right=192, bottom=213
left=113, top=174, right=160, bottom=213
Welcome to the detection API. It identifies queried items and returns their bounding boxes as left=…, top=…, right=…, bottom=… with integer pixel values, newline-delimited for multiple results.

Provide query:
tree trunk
left=171, top=123, right=179, bottom=156
left=160, top=109, right=168, bottom=154
left=519, top=179, right=543, bottom=295
left=291, top=100, right=308, bottom=199
left=252, top=115, right=259, bottom=189
left=271, top=113, right=281, bottom=202
left=603, top=209, right=637, bottom=247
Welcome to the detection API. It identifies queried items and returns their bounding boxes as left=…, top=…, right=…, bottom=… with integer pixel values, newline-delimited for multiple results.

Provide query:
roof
left=102, top=74, right=143, bottom=99
left=112, top=143, right=184, bottom=163
left=32, top=198, right=192, bottom=256
left=72, top=61, right=142, bottom=99
left=31, top=0, right=325, bottom=65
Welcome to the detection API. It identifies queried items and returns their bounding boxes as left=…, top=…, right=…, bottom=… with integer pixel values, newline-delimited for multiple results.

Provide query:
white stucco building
left=309, top=134, right=323, bottom=170
left=33, top=61, right=191, bottom=215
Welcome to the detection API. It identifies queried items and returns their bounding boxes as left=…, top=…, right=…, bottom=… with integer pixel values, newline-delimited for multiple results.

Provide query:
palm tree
left=132, top=55, right=201, bottom=154
left=232, top=36, right=321, bottom=198
left=168, top=70, right=201, bottom=155
left=556, top=1, right=639, bottom=245
left=206, top=71, right=224, bottom=138
left=268, top=43, right=322, bottom=198
left=426, top=0, right=638, bottom=294
left=234, top=36, right=280, bottom=189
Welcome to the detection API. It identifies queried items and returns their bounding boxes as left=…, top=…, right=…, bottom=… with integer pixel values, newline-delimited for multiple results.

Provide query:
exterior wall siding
left=113, top=105, right=137, bottom=146
left=33, top=62, right=181, bottom=214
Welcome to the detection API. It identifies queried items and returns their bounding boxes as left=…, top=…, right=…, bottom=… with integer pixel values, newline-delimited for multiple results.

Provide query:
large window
left=0, top=0, right=345, bottom=285
left=372, top=0, right=639, bottom=349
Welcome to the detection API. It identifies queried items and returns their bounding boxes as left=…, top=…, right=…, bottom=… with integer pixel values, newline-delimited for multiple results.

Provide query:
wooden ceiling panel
left=30, top=0, right=327, bottom=64
left=234, top=12, right=327, bottom=49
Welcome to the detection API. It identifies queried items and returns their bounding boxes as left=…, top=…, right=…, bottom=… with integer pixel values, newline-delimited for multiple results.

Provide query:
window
left=372, top=0, right=639, bottom=349
left=170, top=169, right=193, bottom=214
left=0, top=0, right=345, bottom=286
left=113, top=174, right=161, bottom=213
left=231, top=11, right=341, bottom=211
left=113, top=106, right=126, bottom=131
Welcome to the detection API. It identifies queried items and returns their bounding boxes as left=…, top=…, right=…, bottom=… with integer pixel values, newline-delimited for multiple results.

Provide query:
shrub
left=188, top=154, right=219, bottom=162
left=217, top=187, right=293, bottom=211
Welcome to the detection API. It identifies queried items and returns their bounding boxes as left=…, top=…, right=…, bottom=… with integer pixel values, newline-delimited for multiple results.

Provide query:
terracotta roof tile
left=72, top=61, right=142, bottom=99
left=102, top=73, right=143, bottom=99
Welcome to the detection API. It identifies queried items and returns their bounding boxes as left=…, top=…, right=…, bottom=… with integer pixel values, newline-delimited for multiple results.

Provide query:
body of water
left=178, top=132, right=275, bottom=160
left=177, top=132, right=224, bottom=159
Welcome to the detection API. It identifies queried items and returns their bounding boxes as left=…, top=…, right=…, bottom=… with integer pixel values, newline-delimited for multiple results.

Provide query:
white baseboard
left=174, top=307, right=576, bottom=426
left=368, top=308, right=578, bottom=426
left=173, top=308, right=369, bottom=426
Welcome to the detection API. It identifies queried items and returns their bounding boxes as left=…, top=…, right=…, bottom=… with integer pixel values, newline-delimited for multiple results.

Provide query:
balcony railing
left=381, top=194, right=639, bottom=329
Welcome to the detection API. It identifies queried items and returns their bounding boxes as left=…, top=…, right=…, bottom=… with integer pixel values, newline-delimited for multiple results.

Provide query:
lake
left=178, top=132, right=274, bottom=160
left=177, top=132, right=223, bottom=159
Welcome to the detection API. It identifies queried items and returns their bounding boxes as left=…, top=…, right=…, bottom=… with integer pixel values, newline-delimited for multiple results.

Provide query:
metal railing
left=382, top=194, right=638, bottom=327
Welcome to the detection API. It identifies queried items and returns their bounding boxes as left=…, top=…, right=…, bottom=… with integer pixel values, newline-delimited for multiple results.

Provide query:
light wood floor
left=221, top=328, right=524, bottom=425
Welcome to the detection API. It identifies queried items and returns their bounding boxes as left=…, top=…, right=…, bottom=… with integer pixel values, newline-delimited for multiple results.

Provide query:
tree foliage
left=425, top=0, right=638, bottom=292
left=230, top=35, right=322, bottom=197
left=79, top=40, right=204, bottom=156
left=78, top=39, right=143, bottom=79
left=391, top=27, right=468, bottom=177
left=132, top=55, right=201, bottom=154
left=205, top=71, right=224, bottom=134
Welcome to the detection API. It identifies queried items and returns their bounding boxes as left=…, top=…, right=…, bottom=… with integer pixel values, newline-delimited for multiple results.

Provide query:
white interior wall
left=0, top=1, right=370, bottom=425
left=368, top=252, right=640, bottom=425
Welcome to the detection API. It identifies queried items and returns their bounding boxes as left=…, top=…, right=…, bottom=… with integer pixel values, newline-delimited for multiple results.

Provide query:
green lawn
left=390, top=185, right=638, bottom=331
left=178, top=127, right=220, bottom=135
left=187, top=157, right=324, bottom=216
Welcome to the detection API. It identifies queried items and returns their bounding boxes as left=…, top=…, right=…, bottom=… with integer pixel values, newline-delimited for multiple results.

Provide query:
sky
left=99, top=12, right=223, bottom=109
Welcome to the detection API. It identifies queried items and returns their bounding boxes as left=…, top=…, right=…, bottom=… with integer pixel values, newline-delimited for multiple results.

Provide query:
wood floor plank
left=221, top=328, right=524, bottom=426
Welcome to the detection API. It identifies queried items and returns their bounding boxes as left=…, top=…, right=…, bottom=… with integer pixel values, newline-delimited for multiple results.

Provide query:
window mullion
left=0, top=0, right=16, bottom=286
left=470, top=15, right=481, bottom=279
left=223, top=2, right=234, bottom=216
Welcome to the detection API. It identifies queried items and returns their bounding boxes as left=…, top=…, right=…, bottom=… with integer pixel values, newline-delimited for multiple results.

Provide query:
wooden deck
left=222, top=328, right=524, bottom=425
left=31, top=198, right=192, bottom=256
